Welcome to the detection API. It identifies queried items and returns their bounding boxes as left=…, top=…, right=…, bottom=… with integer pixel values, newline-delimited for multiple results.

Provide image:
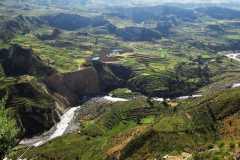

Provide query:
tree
left=0, top=97, right=18, bottom=159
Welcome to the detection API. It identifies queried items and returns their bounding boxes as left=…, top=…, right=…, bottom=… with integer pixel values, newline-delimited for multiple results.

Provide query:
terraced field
left=2, top=1, right=240, bottom=160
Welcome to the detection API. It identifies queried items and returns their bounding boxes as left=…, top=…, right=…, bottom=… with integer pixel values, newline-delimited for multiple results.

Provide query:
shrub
left=0, top=98, right=18, bottom=159
left=212, top=155, right=221, bottom=160
left=229, top=141, right=235, bottom=150
left=217, top=141, right=225, bottom=148
left=207, top=143, right=214, bottom=149
left=81, top=123, right=105, bottom=137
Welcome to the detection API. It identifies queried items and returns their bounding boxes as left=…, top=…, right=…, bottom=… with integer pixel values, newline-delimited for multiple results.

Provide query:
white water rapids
left=225, top=53, right=240, bottom=62
left=12, top=52, right=240, bottom=160
left=152, top=52, right=240, bottom=102
left=225, top=53, right=240, bottom=89
left=103, top=96, right=129, bottom=102
left=18, top=52, right=240, bottom=148
left=33, top=106, right=81, bottom=147
left=19, top=96, right=128, bottom=148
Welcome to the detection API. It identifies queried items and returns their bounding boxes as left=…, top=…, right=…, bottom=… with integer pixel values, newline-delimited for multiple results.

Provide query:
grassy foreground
left=8, top=86, right=240, bottom=159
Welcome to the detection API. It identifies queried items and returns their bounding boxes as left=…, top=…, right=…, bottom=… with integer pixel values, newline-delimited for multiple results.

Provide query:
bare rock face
left=45, top=68, right=101, bottom=105
left=92, top=60, right=133, bottom=91
left=0, top=45, right=134, bottom=138
left=0, top=45, right=134, bottom=106
left=0, top=45, right=61, bottom=138
left=45, top=61, right=134, bottom=105
left=6, top=78, right=60, bottom=138
left=0, top=44, right=56, bottom=77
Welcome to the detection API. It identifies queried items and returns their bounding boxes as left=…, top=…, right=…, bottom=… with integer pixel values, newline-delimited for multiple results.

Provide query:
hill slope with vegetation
left=1, top=1, right=240, bottom=160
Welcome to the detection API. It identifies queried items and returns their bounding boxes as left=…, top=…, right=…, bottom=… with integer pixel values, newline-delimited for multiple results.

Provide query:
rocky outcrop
left=0, top=45, right=134, bottom=105
left=0, top=44, right=56, bottom=77
left=92, top=60, right=133, bottom=91
left=0, top=45, right=135, bottom=138
left=45, top=67, right=101, bottom=105
left=6, top=77, right=60, bottom=138
left=0, top=45, right=64, bottom=138
left=45, top=61, right=134, bottom=105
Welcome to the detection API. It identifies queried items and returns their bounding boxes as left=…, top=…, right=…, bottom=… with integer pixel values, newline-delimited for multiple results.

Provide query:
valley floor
left=2, top=2, right=240, bottom=160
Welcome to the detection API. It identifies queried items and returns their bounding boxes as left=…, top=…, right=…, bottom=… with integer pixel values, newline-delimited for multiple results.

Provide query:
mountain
left=2, top=1, right=240, bottom=160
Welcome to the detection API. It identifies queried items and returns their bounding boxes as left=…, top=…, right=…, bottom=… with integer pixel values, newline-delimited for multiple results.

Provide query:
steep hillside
left=2, top=2, right=240, bottom=160
left=0, top=15, right=44, bottom=42
left=0, top=44, right=56, bottom=77
left=9, top=87, right=240, bottom=160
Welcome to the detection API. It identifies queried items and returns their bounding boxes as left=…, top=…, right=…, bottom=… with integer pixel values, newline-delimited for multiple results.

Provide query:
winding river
left=19, top=52, right=240, bottom=147
left=225, top=53, right=240, bottom=88
left=14, top=52, right=240, bottom=160
left=19, top=96, right=129, bottom=148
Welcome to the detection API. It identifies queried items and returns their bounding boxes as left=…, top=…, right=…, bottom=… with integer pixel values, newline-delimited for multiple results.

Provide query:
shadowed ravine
left=22, top=52, right=240, bottom=147
left=3, top=3, right=240, bottom=159
left=19, top=96, right=129, bottom=148
left=9, top=53, right=240, bottom=160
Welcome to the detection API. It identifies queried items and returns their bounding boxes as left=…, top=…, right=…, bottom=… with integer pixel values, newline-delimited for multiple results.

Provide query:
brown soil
left=106, top=126, right=148, bottom=159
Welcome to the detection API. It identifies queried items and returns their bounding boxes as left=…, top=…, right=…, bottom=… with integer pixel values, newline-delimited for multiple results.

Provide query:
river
left=20, top=52, right=240, bottom=147
left=19, top=96, right=129, bottom=148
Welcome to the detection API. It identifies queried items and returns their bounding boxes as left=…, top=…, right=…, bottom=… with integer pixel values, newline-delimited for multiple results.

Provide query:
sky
left=87, top=0, right=239, bottom=7
left=133, top=0, right=237, bottom=3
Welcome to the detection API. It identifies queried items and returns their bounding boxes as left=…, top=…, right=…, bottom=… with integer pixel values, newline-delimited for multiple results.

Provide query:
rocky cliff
left=6, top=77, right=60, bottom=138
left=0, top=45, right=61, bottom=138
left=0, top=45, right=135, bottom=138
left=45, top=60, right=134, bottom=105
left=45, top=68, right=101, bottom=105
left=0, top=44, right=56, bottom=77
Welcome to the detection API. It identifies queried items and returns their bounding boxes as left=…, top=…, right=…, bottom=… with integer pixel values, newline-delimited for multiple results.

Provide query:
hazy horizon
left=75, top=0, right=240, bottom=8
left=88, top=0, right=240, bottom=5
